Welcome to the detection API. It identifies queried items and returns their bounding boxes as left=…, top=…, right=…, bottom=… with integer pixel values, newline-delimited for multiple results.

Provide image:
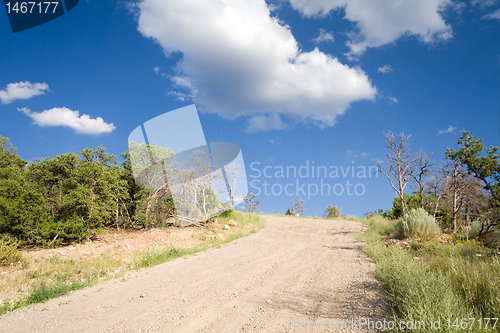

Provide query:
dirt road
left=0, top=215, right=386, bottom=332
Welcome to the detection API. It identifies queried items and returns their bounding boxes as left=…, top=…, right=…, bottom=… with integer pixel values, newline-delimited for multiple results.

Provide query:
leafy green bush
left=0, top=238, right=21, bottom=266
left=395, top=208, right=440, bottom=239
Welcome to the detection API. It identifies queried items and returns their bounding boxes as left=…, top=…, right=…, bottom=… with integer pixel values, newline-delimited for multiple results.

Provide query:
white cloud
left=483, top=9, right=500, bottom=20
left=167, top=91, right=194, bottom=102
left=438, top=125, right=456, bottom=135
left=472, top=0, right=497, bottom=7
left=18, top=107, right=116, bottom=135
left=378, top=64, right=394, bottom=74
left=288, top=0, right=453, bottom=59
left=388, top=96, right=398, bottom=104
left=0, top=81, right=49, bottom=104
left=346, top=149, right=367, bottom=158
left=247, top=113, right=288, bottom=132
left=134, top=0, right=377, bottom=132
left=312, top=28, right=334, bottom=43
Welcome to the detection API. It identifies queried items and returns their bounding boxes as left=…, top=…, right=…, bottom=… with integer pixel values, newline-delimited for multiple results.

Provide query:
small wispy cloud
left=438, top=125, right=456, bottom=135
left=18, top=107, right=116, bottom=135
left=472, top=0, right=497, bottom=7
left=388, top=96, right=398, bottom=104
left=167, top=91, right=194, bottom=102
left=312, top=28, right=334, bottom=43
left=247, top=113, right=287, bottom=132
left=483, top=9, right=500, bottom=20
left=347, top=149, right=367, bottom=158
left=0, top=81, right=49, bottom=104
left=378, top=65, right=394, bottom=74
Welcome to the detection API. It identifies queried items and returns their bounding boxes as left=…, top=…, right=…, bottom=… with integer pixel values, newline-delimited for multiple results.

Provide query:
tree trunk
left=452, top=166, right=458, bottom=233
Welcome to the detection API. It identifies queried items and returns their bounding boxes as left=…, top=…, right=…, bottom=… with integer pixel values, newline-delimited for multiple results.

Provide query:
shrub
left=466, top=221, right=500, bottom=247
left=323, top=205, right=341, bottom=219
left=0, top=238, right=21, bottom=266
left=372, top=244, right=473, bottom=329
left=395, top=208, right=440, bottom=239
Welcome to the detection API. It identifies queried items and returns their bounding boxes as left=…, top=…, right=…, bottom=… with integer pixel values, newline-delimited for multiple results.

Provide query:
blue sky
left=1, top=0, right=499, bottom=217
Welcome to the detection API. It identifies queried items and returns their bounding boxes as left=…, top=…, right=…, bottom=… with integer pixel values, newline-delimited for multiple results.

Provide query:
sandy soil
left=0, top=215, right=387, bottom=332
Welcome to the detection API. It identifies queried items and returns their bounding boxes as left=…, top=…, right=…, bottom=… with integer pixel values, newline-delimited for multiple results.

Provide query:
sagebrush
left=395, top=208, right=440, bottom=239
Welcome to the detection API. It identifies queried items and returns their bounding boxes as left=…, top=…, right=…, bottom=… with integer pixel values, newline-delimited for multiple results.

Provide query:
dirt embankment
left=0, top=215, right=386, bottom=332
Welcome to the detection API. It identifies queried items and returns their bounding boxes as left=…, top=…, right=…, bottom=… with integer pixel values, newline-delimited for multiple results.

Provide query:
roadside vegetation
left=0, top=210, right=265, bottom=315
left=358, top=214, right=499, bottom=332
left=354, top=130, right=500, bottom=332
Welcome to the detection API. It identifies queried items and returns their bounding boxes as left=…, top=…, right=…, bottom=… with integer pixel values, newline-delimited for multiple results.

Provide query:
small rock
left=224, top=224, right=230, bottom=230
left=412, top=257, right=420, bottom=261
left=387, top=239, right=411, bottom=250
left=228, top=220, right=238, bottom=227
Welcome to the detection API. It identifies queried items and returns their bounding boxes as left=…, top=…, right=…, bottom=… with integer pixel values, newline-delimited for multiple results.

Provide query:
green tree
left=446, top=131, right=500, bottom=236
left=446, top=131, right=500, bottom=202
left=0, top=136, right=54, bottom=245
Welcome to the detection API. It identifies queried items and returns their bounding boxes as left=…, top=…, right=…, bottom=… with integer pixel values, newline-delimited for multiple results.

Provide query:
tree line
left=0, top=135, right=180, bottom=247
left=374, top=131, right=500, bottom=245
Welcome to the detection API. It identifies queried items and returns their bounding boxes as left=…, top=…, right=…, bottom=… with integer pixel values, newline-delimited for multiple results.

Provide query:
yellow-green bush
left=0, top=238, right=21, bottom=266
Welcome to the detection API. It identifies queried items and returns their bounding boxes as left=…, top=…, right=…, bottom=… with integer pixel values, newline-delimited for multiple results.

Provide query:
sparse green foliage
left=446, top=132, right=500, bottom=200
left=395, top=208, right=441, bottom=239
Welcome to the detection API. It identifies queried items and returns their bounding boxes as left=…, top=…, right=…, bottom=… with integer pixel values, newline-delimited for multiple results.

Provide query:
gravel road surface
left=0, top=215, right=387, bottom=332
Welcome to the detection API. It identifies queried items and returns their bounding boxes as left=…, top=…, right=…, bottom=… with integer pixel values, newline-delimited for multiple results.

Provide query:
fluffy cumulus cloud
left=134, top=0, right=377, bottom=131
left=0, top=81, right=49, bottom=104
left=18, top=107, right=116, bottom=135
left=288, top=0, right=453, bottom=58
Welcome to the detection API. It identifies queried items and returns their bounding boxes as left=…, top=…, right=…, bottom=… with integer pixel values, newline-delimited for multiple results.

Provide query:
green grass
left=355, top=216, right=500, bottom=332
left=0, top=211, right=265, bottom=315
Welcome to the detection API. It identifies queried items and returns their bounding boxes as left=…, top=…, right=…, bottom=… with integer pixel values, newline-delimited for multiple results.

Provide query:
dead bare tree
left=441, top=161, right=489, bottom=233
left=170, top=150, right=226, bottom=225
left=287, top=196, right=305, bottom=217
left=377, top=132, right=417, bottom=217
left=221, top=163, right=239, bottom=209
left=424, top=163, right=448, bottom=218
left=411, top=150, right=434, bottom=209
left=243, top=192, right=259, bottom=213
